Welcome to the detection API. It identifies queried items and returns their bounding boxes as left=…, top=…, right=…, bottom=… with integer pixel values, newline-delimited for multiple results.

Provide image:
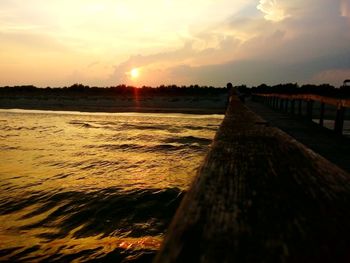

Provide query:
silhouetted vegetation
left=250, top=83, right=350, bottom=98
left=0, top=84, right=226, bottom=97
left=1, top=83, right=349, bottom=98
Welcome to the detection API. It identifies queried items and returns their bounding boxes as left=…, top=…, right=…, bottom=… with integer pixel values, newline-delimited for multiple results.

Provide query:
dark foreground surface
left=155, top=94, right=350, bottom=262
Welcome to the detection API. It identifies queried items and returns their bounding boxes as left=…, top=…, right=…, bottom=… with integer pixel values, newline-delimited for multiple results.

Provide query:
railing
left=252, top=93, right=350, bottom=135
left=154, top=94, right=350, bottom=262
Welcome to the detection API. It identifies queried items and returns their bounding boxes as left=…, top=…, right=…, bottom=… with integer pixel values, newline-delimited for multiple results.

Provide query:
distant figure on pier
left=226, top=82, right=233, bottom=107
left=226, top=82, right=245, bottom=104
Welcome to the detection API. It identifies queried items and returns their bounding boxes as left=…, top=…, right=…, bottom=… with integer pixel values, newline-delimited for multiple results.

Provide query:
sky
left=1, top=0, right=350, bottom=87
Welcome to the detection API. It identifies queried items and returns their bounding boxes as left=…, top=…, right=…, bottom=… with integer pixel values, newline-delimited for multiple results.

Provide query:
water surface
left=0, top=109, right=222, bottom=262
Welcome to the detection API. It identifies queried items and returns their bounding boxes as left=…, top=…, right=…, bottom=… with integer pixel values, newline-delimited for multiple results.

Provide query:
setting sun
left=130, top=68, right=140, bottom=79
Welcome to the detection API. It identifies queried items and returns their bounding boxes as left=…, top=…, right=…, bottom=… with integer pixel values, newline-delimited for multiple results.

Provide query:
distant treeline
left=1, top=83, right=350, bottom=98
left=0, top=84, right=226, bottom=97
left=247, top=83, right=350, bottom=97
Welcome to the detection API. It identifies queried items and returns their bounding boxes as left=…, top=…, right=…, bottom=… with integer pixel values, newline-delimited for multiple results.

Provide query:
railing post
left=298, top=100, right=302, bottom=116
left=285, top=99, right=289, bottom=113
left=334, top=106, right=346, bottom=135
left=319, top=102, right=325, bottom=127
left=306, top=100, right=314, bottom=120
left=251, top=94, right=348, bottom=136
left=273, top=97, right=277, bottom=109
left=280, top=99, right=284, bottom=111
left=291, top=100, right=295, bottom=115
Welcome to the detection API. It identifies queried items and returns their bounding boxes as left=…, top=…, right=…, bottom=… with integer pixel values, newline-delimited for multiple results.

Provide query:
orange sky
left=1, top=0, right=350, bottom=87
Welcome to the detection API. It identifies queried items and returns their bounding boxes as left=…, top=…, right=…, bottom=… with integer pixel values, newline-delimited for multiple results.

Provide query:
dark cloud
left=165, top=49, right=350, bottom=86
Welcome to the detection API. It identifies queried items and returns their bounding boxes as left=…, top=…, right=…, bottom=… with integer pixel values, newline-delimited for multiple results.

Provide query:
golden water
left=0, top=110, right=222, bottom=262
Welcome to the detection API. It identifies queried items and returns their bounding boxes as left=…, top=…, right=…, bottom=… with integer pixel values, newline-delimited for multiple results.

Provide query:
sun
left=130, top=68, right=139, bottom=79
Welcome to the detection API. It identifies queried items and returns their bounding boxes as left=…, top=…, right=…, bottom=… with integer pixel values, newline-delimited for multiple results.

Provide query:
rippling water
left=0, top=109, right=223, bottom=262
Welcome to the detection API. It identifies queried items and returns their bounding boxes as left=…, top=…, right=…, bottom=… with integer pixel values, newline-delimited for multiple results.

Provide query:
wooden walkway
left=252, top=93, right=350, bottom=135
left=154, top=94, right=350, bottom=263
left=246, top=98, right=350, bottom=173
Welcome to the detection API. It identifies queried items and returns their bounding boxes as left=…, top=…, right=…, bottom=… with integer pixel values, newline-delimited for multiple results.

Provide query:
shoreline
left=0, top=105, right=226, bottom=115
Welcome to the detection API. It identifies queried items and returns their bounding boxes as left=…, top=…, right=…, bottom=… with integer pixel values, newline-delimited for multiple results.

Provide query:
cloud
left=0, top=31, right=69, bottom=52
left=106, top=0, right=350, bottom=88
left=310, top=68, right=350, bottom=85
left=257, top=0, right=289, bottom=22
left=1, top=0, right=349, bottom=87
left=340, top=0, right=350, bottom=17
left=162, top=48, right=350, bottom=87
left=87, top=61, right=100, bottom=68
left=108, top=37, right=243, bottom=85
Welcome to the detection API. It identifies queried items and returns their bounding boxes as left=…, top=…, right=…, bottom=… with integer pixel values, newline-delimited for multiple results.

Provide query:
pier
left=246, top=97, right=350, bottom=173
left=154, top=93, right=350, bottom=262
left=252, top=93, right=350, bottom=135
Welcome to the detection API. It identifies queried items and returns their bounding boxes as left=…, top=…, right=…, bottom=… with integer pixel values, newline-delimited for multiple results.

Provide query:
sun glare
left=130, top=68, right=139, bottom=79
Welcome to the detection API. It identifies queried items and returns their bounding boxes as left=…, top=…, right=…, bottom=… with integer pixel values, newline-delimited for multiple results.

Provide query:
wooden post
left=291, top=100, right=295, bottom=115
left=298, top=100, right=302, bottom=116
left=285, top=99, right=289, bottom=113
left=280, top=98, right=284, bottom=111
left=319, top=102, right=325, bottom=127
left=334, top=106, right=346, bottom=135
left=273, top=97, right=277, bottom=109
left=306, top=100, right=314, bottom=120
left=274, top=97, right=277, bottom=109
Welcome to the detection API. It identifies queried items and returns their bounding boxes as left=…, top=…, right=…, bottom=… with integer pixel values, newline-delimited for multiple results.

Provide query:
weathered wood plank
left=154, top=94, right=350, bottom=263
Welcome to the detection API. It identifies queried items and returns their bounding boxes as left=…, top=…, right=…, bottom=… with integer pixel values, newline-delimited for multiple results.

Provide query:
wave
left=121, top=123, right=183, bottom=133
left=68, top=120, right=185, bottom=133
left=0, top=111, right=221, bottom=262
left=163, top=135, right=212, bottom=145
left=85, top=142, right=206, bottom=154
left=0, top=145, right=20, bottom=151
left=1, top=126, right=40, bottom=131
left=0, top=187, right=184, bottom=262
left=68, top=120, right=98, bottom=128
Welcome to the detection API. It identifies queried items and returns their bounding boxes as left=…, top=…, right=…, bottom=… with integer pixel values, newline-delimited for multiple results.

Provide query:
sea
left=0, top=109, right=223, bottom=262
